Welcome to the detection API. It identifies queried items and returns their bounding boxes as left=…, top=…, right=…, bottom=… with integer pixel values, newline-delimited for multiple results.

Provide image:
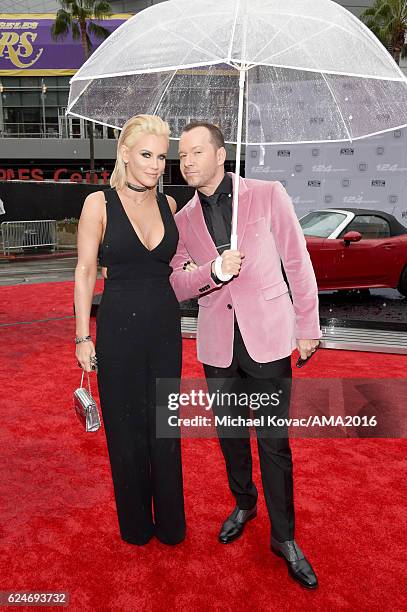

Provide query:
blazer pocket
left=262, top=280, right=289, bottom=300
left=246, top=216, right=266, bottom=226
left=198, top=296, right=211, bottom=307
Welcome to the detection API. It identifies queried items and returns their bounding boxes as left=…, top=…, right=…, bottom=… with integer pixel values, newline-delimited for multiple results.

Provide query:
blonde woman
left=74, top=115, right=185, bottom=546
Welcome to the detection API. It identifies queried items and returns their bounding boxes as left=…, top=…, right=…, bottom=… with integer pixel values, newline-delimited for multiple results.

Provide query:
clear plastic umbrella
left=67, top=0, right=407, bottom=249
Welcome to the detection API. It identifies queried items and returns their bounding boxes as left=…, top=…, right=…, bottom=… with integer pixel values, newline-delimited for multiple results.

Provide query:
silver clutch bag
left=74, top=371, right=101, bottom=432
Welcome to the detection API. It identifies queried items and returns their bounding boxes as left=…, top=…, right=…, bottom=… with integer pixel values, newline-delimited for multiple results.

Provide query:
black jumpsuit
left=96, top=188, right=185, bottom=546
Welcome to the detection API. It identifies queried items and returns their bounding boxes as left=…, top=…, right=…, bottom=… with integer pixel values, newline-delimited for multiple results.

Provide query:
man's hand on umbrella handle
left=220, top=249, right=245, bottom=277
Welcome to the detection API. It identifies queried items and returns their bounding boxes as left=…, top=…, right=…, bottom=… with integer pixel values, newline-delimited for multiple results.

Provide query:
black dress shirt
left=198, top=173, right=233, bottom=255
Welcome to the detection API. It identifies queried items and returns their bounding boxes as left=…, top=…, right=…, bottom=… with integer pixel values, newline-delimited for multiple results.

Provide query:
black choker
left=125, top=181, right=149, bottom=192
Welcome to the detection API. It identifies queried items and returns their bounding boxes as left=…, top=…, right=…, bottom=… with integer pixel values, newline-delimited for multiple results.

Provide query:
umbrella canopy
left=67, top=0, right=407, bottom=250
left=67, top=0, right=407, bottom=144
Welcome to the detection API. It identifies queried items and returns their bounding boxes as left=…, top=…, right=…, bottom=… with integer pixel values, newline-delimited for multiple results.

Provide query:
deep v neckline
left=114, top=189, right=165, bottom=253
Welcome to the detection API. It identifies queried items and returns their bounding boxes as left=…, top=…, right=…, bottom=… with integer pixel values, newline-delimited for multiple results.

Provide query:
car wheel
left=397, top=266, right=407, bottom=297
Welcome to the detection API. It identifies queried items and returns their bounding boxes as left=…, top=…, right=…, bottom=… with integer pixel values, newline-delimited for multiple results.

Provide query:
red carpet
left=0, top=281, right=406, bottom=611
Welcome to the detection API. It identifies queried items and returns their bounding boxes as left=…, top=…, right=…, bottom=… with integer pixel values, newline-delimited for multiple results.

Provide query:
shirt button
left=227, top=304, right=232, bottom=310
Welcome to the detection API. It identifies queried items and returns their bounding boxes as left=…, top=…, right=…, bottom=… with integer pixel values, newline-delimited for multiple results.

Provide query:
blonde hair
left=110, top=114, right=170, bottom=190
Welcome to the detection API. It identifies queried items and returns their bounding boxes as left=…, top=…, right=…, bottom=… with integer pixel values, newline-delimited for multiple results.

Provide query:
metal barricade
left=1, top=220, right=58, bottom=255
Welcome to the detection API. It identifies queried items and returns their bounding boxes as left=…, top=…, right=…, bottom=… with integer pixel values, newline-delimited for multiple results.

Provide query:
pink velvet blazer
left=169, top=173, right=322, bottom=367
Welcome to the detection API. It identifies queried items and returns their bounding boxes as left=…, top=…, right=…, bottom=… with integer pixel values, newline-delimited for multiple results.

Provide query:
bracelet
left=214, top=256, right=233, bottom=282
left=75, top=335, right=92, bottom=345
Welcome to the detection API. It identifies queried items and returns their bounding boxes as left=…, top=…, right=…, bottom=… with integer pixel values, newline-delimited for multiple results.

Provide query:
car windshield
left=299, top=211, right=348, bottom=237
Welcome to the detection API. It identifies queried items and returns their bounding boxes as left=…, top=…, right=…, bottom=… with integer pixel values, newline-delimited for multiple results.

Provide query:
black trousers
left=203, top=322, right=294, bottom=542
left=96, top=282, right=186, bottom=546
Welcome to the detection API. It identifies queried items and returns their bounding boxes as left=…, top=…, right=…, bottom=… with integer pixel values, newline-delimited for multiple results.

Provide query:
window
left=21, top=77, right=40, bottom=87
left=2, top=91, right=21, bottom=106
left=21, top=91, right=41, bottom=106
left=57, top=77, right=71, bottom=87
left=340, top=215, right=390, bottom=239
left=58, top=90, right=69, bottom=106
left=44, top=77, right=57, bottom=87
left=299, top=211, right=347, bottom=237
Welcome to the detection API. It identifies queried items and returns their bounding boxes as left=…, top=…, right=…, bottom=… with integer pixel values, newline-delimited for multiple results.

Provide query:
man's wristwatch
left=210, top=262, right=223, bottom=285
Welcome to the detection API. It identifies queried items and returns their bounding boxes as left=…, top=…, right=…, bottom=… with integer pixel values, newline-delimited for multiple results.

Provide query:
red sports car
left=299, top=208, right=407, bottom=296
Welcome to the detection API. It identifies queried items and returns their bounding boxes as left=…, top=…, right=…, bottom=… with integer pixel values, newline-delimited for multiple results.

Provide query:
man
left=169, top=122, right=321, bottom=589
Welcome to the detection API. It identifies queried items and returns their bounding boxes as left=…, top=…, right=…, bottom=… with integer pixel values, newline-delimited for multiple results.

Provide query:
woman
left=74, top=114, right=185, bottom=546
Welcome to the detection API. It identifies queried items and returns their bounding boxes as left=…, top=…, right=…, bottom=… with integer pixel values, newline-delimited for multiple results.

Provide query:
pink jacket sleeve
left=271, top=182, right=322, bottom=339
left=169, top=214, right=221, bottom=303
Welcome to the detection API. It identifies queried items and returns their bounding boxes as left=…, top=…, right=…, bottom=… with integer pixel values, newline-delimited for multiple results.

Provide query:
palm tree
left=360, top=0, right=407, bottom=65
left=52, top=1, right=112, bottom=179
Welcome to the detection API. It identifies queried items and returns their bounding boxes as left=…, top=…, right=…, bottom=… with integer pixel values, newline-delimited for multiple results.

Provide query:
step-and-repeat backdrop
left=246, top=129, right=407, bottom=225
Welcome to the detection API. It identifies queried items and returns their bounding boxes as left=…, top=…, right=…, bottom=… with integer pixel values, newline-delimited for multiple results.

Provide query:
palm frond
left=361, top=8, right=376, bottom=18
left=59, top=0, right=77, bottom=10
left=71, top=21, right=81, bottom=40
left=359, top=0, right=407, bottom=61
left=51, top=9, right=72, bottom=39
left=68, top=1, right=89, bottom=20
left=87, top=21, right=111, bottom=41
left=84, top=31, right=93, bottom=53
left=84, top=0, right=97, bottom=10
left=93, top=1, right=112, bottom=20
left=53, top=0, right=112, bottom=54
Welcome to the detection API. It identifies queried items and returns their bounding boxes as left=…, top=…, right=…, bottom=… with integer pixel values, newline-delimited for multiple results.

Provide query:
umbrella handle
left=231, top=67, right=246, bottom=254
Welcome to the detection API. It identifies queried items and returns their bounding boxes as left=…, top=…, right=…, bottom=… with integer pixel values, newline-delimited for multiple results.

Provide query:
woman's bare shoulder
left=81, top=190, right=107, bottom=218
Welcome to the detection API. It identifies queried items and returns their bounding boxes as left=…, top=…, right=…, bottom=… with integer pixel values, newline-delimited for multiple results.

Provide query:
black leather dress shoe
left=271, top=537, right=318, bottom=589
left=218, top=505, right=257, bottom=544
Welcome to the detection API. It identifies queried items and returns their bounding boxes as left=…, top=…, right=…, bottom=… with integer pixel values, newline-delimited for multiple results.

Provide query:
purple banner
left=0, top=14, right=131, bottom=75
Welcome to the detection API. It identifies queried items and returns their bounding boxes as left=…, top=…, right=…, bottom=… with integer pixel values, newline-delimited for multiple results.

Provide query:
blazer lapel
left=186, top=193, right=219, bottom=261
left=230, top=174, right=253, bottom=250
